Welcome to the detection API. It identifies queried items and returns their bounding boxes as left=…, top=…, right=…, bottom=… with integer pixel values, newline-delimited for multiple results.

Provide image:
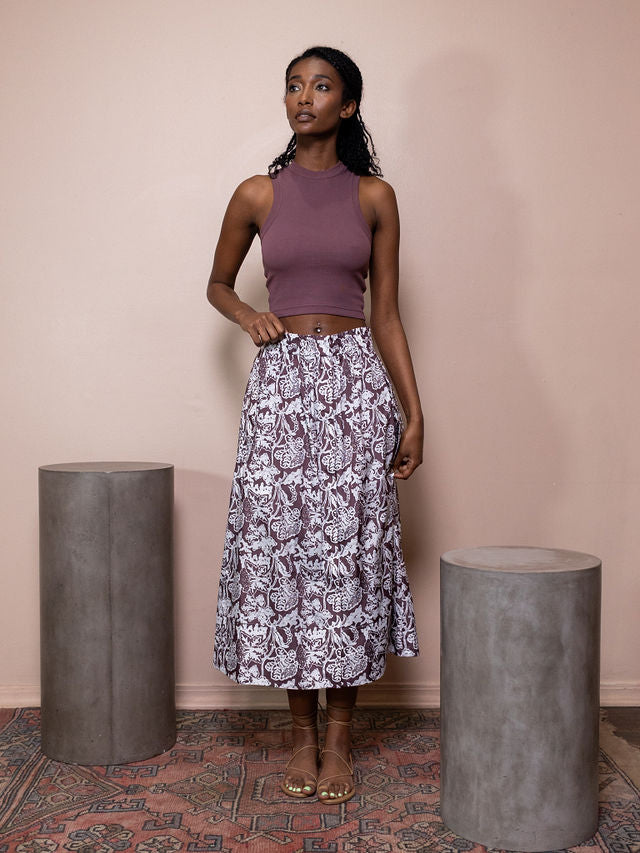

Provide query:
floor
left=602, top=706, right=640, bottom=749
left=0, top=706, right=638, bottom=852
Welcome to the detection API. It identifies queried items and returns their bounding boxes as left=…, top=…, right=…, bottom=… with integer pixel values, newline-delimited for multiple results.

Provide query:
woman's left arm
left=364, top=178, right=423, bottom=480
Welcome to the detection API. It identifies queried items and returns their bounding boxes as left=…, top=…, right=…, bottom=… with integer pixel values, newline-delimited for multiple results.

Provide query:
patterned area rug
left=0, top=708, right=638, bottom=853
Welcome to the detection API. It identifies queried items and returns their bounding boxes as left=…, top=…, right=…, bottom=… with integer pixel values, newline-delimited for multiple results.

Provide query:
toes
left=318, top=778, right=352, bottom=801
left=285, top=772, right=314, bottom=795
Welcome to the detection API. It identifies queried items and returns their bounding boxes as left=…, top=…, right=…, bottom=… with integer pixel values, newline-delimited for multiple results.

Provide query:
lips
left=296, top=111, right=315, bottom=121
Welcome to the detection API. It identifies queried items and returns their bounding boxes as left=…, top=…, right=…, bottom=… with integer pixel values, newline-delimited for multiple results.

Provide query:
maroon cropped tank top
left=259, top=161, right=372, bottom=319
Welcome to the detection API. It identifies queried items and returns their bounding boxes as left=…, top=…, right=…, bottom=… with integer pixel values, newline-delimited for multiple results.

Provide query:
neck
left=293, top=137, right=340, bottom=172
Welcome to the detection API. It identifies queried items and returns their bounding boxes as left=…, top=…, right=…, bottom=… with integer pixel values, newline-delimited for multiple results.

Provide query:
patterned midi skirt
left=213, top=326, right=419, bottom=689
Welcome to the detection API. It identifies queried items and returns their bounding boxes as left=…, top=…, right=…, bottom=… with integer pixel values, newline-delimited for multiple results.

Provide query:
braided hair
left=268, top=46, right=382, bottom=178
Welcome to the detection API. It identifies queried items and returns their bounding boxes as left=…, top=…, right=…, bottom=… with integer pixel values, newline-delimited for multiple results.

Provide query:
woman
left=207, top=46, right=422, bottom=805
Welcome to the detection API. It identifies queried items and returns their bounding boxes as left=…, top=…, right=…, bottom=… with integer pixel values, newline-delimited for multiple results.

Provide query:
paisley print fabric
left=213, top=326, right=419, bottom=689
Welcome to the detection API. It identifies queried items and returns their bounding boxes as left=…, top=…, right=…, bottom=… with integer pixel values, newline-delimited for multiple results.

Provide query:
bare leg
left=281, top=688, right=319, bottom=797
left=317, top=686, right=357, bottom=803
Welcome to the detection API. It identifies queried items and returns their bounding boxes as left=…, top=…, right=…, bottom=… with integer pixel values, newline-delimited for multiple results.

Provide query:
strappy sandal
left=317, top=707, right=356, bottom=804
left=281, top=714, right=319, bottom=798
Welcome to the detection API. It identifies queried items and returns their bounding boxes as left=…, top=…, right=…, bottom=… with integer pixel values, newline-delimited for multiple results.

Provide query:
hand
left=237, top=308, right=286, bottom=347
left=392, top=420, right=423, bottom=480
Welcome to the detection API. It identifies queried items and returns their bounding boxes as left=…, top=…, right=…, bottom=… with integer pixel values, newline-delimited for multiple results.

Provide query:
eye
left=316, top=83, right=329, bottom=91
left=287, top=83, right=300, bottom=93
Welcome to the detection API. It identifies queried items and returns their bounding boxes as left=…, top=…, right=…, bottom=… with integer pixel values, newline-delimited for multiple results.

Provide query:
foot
left=281, top=713, right=319, bottom=798
left=317, top=707, right=355, bottom=804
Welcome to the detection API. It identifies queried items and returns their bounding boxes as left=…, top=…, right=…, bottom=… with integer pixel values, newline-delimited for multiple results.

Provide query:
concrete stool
left=39, top=462, right=176, bottom=765
left=440, top=546, right=601, bottom=852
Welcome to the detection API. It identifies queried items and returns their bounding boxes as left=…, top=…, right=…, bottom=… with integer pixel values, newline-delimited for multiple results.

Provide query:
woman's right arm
left=207, top=176, right=285, bottom=346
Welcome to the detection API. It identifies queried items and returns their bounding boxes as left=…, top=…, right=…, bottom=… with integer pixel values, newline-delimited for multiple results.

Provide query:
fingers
left=249, top=313, right=286, bottom=347
left=392, top=441, right=422, bottom=480
left=393, top=454, right=420, bottom=480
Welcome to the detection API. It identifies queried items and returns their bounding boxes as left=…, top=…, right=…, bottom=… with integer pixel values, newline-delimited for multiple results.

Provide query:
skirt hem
left=212, top=649, right=420, bottom=690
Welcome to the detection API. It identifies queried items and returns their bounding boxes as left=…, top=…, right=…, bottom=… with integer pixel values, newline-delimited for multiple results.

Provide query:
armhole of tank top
left=353, top=174, right=374, bottom=242
left=258, top=175, right=281, bottom=240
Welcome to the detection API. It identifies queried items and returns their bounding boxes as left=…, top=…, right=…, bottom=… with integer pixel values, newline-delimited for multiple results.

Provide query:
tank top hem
left=275, top=304, right=365, bottom=320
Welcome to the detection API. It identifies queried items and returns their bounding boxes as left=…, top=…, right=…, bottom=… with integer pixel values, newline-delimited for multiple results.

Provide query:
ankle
left=291, top=710, right=318, bottom=730
left=326, top=704, right=353, bottom=725
left=324, top=723, right=351, bottom=753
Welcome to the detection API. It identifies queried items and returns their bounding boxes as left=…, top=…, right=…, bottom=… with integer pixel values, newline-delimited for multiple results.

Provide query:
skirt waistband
left=261, top=326, right=373, bottom=357
left=281, top=325, right=369, bottom=342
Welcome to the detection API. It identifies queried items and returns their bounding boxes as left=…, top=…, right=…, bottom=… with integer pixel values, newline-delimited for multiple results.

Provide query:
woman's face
left=285, top=56, right=356, bottom=137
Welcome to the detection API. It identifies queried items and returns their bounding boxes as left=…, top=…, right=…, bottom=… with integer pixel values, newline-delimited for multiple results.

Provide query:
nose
left=298, top=84, right=313, bottom=105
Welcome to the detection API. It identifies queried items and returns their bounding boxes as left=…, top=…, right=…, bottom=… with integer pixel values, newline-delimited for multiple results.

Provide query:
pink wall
left=2, top=0, right=639, bottom=707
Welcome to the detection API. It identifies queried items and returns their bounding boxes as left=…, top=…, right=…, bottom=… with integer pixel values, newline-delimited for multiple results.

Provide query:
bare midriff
left=281, top=314, right=366, bottom=336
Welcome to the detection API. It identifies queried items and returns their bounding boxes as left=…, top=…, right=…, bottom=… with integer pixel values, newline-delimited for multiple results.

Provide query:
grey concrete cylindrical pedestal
left=39, top=462, right=176, bottom=765
left=440, top=546, right=601, bottom=852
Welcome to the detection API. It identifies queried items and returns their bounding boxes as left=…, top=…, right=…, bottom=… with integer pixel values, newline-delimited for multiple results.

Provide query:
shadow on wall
left=173, top=273, right=268, bottom=689
left=173, top=467, right=232, bottom=686
left=402, top=50, right=566, bottom=551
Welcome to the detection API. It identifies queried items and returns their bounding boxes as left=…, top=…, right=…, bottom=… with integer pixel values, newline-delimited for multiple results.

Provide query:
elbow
left=206, top=279, right=230, bottom=308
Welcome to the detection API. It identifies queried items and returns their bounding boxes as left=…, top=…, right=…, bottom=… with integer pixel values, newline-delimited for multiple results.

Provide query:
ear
left=340, top=99, right=357, bottom=120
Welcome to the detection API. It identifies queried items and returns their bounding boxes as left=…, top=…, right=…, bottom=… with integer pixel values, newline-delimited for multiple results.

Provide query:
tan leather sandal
left=281, top=715, right=319, bottom=798
left=317, top=709, right=355, bottom=804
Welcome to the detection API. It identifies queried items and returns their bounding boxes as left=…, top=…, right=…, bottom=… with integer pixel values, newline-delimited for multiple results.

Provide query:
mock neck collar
left=288, top=160, right=348, bottom=179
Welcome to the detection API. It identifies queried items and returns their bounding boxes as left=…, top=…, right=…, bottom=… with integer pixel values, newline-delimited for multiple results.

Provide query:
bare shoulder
left=359, top=176, right=398, bottom=231
left=359, top=175, right=397, bottom=207
left=226, top=174, right=273, bottom=226
left=232, top=174, right=273, bottom=206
